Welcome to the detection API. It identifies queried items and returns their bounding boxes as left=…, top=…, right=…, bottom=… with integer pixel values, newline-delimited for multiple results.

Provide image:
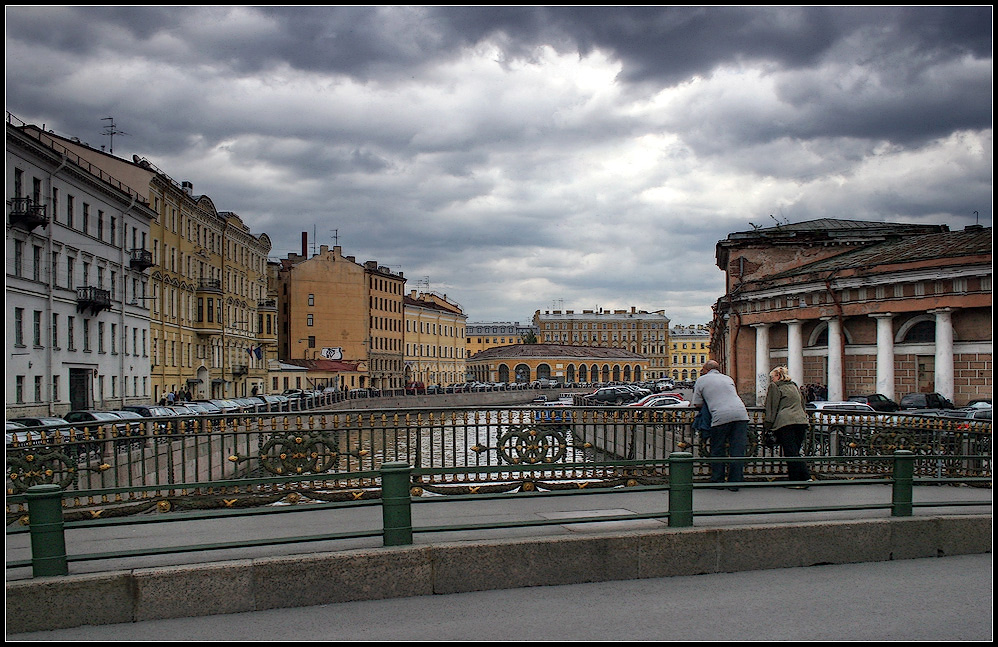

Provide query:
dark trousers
left=707, top=420, right=748, bottom=483
left=776, top=424, right=811, bottom=482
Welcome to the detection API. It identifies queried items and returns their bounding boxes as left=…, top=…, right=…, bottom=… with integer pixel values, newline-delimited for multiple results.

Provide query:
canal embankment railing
left=5, top=402, right=992, bottom=580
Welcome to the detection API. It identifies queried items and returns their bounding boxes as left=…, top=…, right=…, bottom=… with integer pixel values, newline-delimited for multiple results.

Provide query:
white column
left=823, top=316, right=843, bottom=401
left=786, top=319, right=804, bottom=387
left=752, top=323, right=771, bottom=406
left=870, top=313, right=895, bottom=399
left=930, top=308, right=955, bottom=401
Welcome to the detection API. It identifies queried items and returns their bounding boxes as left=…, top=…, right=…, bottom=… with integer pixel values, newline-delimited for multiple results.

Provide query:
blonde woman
left=763, top=366, right=812, bottom=488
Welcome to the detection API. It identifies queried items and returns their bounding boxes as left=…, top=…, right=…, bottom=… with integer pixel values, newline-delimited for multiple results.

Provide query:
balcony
left=129, top=248, right=154, bottom=272
left=197, top=278, right=222, bottom=294
left=8, top=197, right=48, bottom=231
left=231, top=364, right=249, bottom=378
left=76, top=286, right=112, bottom=315
left=257, top=299, right=277, bottom=311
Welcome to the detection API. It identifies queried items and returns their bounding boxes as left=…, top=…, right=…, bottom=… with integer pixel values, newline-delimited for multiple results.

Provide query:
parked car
left=122, top=405, right=181, bottom=433
left=6, top=420, right=29, bottom=445
left=405, top=382, right=426, bottom=395
left=585, top=386, right=642, bottom=405
left=655, top=379, right=676, bottom=392
left=63, top=410, right=135, bottom=442
left=899, top=392, right=955, bottom=410
left=626, top=395, right=692, bottom=408
left=847, top=394, right=900, bottom=412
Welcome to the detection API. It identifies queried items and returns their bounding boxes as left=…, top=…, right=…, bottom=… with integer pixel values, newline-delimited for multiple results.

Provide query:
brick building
left=710, top=219, right=991, bottom=406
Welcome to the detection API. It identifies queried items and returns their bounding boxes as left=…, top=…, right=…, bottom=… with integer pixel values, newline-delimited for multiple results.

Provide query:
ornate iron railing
left=5, top=406, right=991, bottom=520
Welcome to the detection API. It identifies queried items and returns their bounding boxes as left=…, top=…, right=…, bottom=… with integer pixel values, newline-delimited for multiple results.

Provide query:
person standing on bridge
left=764, top=366, right=812, bottom=488
left=692, top=360, right=749, bottom=490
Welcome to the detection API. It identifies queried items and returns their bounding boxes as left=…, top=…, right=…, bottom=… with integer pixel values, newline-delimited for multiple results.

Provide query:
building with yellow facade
left=669, top=324, right=711, bottom=382
left=404, top=291, right=468, bottom=387
left=465, top=321, right=536, bottom=356
left=41, top=132, right=275, bottom=401
left=533, top=308, right=672, bottom=380
left=467, top=343, right=649, bottom=385
left=273, top=243, right=406, bottom=391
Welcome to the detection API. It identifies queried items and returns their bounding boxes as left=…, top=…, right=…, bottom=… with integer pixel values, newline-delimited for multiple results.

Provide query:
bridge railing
left=6, top=450, right=991, bottom=578
left=5, top=406, right=991, bottom=514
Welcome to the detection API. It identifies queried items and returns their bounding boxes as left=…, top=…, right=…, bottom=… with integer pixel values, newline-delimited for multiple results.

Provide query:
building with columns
left=710, top=219, right=991, bottom=406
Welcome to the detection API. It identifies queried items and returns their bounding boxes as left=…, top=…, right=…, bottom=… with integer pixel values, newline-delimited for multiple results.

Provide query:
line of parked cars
left=5, top=391, right=339, bottom=449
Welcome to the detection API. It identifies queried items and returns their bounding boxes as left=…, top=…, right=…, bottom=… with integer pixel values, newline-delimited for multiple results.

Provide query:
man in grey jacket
left=691, top=360, right=749, bottom=490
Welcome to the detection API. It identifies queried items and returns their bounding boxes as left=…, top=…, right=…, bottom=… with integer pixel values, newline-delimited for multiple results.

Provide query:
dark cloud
left=5, top=5, right=991, bottom=323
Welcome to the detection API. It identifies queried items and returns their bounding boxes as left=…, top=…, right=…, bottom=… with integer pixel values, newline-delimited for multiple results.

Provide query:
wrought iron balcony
left=129, top=248, right=154, bottom=272
left=76, top=286, right=112, bottom=315
left=8, top=197, right=48, bottom=231
left=257, top=299, right=277, bottom=310
left=231, top=364, right=249, bottom=377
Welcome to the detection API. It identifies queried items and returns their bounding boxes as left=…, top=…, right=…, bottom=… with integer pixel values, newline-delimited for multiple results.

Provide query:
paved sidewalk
left=5, top=482, right=992, bottom=580
left=7, top=553, right=993, bottom=641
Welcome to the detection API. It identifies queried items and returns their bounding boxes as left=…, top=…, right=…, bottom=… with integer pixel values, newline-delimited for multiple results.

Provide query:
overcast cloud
left=5, top=6, right=992, bottom=325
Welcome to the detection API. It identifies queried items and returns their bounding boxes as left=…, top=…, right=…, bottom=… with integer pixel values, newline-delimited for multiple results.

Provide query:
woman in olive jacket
left=763, top=366, right=812, bottom=487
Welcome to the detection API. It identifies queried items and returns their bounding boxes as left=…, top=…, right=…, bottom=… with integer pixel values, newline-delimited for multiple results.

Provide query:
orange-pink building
left=710, top=219, right=992, bottom=406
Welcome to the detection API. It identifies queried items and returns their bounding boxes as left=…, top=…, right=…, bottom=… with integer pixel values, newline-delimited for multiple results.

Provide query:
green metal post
left=381, top=461, right=414, bottom=546
left=669, top=451, right=694, bottom=527
left=891, top=450, right=914, bottom=517
left=25, top=484, right=68, bottom=577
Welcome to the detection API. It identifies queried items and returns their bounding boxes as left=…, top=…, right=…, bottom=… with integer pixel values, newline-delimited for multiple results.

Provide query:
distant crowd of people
left=801, top=383, right=828, bottom=403
left=159, top=389, right=194, bottom=406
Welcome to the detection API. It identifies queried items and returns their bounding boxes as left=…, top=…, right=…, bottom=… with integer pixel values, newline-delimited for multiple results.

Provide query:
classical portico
left=712, top=220, right=991, bottom=407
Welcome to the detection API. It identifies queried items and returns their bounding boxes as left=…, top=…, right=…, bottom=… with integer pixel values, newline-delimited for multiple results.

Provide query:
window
left=32, top=246, right=42, bottom=281
left=308, top=294, right=314, bottom=306
left=16, top=376, right=24, bottom=403
left=308, top=336, right=315, bottom=348
left=14, top=308, right=25, bottom=346
left=67, top=195, right=74, bottom=227
left=13, top=240, right=23, bottom=276
left=33, top=311, right=42, bottom=346
left=34, top=376, right=43, bottom=402
left=307, top=314, right=314, bottom=327
left=83, top=319, right=91, bottom=352
left=67, top=316, right=76, bottom=351
left=51, top=314, right=59, bottom=348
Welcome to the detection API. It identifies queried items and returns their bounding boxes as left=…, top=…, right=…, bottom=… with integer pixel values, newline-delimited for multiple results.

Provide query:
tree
left=521, top=331, right=538, bottom=344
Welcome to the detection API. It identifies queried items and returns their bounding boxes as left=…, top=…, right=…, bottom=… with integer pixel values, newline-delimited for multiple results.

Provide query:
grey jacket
left=692, top=369, right=749, bottom=426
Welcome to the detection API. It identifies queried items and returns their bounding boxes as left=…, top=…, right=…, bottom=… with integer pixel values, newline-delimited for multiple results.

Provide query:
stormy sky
left=5, top=6, right=992, bottom=325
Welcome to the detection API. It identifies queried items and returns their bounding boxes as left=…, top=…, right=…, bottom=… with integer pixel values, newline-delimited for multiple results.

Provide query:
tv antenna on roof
left=101, top=117, right=128, bottom=154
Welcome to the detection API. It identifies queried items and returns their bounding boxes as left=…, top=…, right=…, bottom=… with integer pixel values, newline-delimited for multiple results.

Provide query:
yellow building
left=468, top=343, right=650, bottom=385
left=533, top=308, right=672, bottom=380
left=465, top=321, right=536, bottom=356
left=42, top=135, right=274, bottom=401
left=404, top=291, right=468, bottom=387
left=274, top=243, right=406, bottom=391
left=669, top=324, right=711, bottom=382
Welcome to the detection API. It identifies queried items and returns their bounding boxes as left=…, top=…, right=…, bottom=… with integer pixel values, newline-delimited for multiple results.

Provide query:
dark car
left=64, top=410, right=135, bottom=439
left=585, top=386, right=642, bottom=405
left=899, top=392, right=955, bottom=410
left=847, top=394, right=900, bottom=412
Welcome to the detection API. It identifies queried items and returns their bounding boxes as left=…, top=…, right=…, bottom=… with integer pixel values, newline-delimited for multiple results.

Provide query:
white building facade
left=6, top=118, right=156, bottom=417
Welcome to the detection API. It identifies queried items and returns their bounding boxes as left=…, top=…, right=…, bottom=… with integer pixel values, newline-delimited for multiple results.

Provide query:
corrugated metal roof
left=770, top=226, right=992, bottom=278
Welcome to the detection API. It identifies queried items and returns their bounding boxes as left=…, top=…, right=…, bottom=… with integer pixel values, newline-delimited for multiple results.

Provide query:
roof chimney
left=302, top=232, right=308, bottom=257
